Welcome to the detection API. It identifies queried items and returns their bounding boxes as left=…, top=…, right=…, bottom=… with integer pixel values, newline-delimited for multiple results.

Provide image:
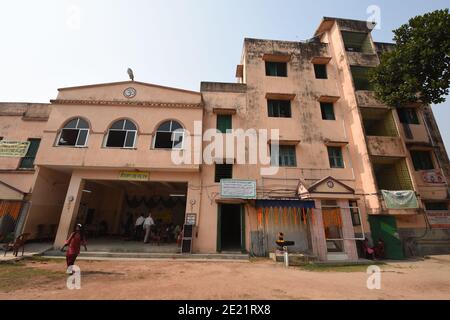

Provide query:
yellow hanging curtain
left=265, top=207, right=269, bottom=228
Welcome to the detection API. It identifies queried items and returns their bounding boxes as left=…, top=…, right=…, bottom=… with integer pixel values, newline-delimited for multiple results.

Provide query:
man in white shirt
left=134, top=214, right=145, bottom=240
left=143, top=213, right=155, bottom=244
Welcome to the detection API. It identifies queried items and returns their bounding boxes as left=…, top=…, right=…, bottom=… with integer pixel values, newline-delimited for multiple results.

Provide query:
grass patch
left=0, top=261, right=65, bottom=293
left=298, top=262, right=385, bottom=273
left=25, top=256, right=63, bottom=264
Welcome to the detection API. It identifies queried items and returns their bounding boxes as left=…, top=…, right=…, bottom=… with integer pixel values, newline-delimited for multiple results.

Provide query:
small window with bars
left=314, top=64, right=328, bottom=79
left=327, top=146, right=344, bottom=168
left=397, top=108, right=419, bottom=125
left=271, top=145, right=297, bottom=167
left=19, top=138, right=41, bottom=169
left=410, top=150, right=434, bottom=171
left=215, top=164, right=233, bottom=182
left=267, top=100, right=291, bottom=118
left=320, top=102, right=335, bottom=120
left=425, top=202, right=448, bottom=211
left=349, top=200, right=361, bottom=226
left=265, top=61, right=287, bottom=77
left=216, top=115, right=232, bottom=133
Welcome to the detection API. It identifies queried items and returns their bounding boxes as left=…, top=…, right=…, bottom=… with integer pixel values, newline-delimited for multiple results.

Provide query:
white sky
left=1, top=0, right=449, bottom=149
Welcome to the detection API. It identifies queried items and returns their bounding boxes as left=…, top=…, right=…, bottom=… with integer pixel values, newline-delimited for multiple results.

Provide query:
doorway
left=217, top=204, right=244, bottom=252
left=368, top=215, right=404, bottom=259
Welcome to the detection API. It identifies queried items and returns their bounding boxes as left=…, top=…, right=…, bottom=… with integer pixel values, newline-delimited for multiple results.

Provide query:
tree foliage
left=370, top=9, right=450, bottom=106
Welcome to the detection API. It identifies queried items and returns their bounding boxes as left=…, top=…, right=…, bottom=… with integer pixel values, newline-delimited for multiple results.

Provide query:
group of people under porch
left=122, top=211, right=183, bottom=245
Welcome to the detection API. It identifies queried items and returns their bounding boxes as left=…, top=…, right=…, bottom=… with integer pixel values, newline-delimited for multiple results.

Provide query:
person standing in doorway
left=61, top=223, right=87, bottom=270
left=143, top=213, right=155, bottom=244
left=134, top=213, right=145, bottom=240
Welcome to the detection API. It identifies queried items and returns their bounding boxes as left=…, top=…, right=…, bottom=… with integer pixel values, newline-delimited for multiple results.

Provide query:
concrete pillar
left=309, top=200, right=328, bottom=261
left=338, top=199, right=358, bottom=261
left=113, top=188, right=125, bottom=234
left=53, top=174, right=85, bottom=248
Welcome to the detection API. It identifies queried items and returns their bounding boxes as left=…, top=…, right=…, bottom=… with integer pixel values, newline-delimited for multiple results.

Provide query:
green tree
left=370, top=9, right=450, bottom=107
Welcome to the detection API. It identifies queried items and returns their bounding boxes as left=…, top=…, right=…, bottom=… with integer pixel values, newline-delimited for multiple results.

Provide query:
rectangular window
left=397, top=108, right=419, bottom=124
left=410, top=150, right=434, bottom=171
left=350, top=66, right=373, bottom=91
left=314, top=64, right=328, bottom=79
left=58, top=129, right=88, bottom=147
left=265, top=61, right=287, bottom=77
left=271, top=145, right=297, bottom=167
left=425, top=202, right=448, bottom=211
left=217, top=115, right=232, bottom=133
left=268, top=100, right=291, bottom=118
left=19, top=138, right=41, bottom=169
left=349, top=200, right=361, bottom=226
left=215, top=164, right=233, bottom=182
left=106, top=131, right=127, bottom=148
left=327, top=146, right=344, bottom=168
left=320, top=102, right=336, bottom=120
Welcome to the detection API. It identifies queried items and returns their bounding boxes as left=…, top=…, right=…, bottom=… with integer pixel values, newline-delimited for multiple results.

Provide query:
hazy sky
left=1, top=0, right=449, bottom=149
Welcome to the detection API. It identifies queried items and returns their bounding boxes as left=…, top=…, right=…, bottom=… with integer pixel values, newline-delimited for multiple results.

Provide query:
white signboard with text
left=220, top=179, right=256, bottom=199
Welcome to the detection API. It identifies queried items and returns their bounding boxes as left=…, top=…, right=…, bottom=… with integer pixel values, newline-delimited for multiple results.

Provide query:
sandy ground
left=1, top=256, right=450, bottom=300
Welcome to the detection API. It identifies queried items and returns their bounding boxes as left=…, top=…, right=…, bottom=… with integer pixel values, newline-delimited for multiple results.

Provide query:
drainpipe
left=195, top=178, right=203, bottom=239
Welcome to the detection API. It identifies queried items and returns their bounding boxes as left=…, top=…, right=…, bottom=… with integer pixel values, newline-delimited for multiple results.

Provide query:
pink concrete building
left=0, top=17, right=449, bottom=261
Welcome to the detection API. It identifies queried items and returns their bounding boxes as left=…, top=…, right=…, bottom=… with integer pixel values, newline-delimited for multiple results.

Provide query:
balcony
left=377, top=193, right=422, bottom=215
left=361, top=108, right=405, bottom=157
left=355, top=91, right=387, bottom=108
left=366, top=136, right=405, bottom=157
left=347, top=51, right=379, bottom=67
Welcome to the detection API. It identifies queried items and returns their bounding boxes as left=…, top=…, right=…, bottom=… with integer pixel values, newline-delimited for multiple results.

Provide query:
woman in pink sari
left=61, top=223, right=87, bottom=268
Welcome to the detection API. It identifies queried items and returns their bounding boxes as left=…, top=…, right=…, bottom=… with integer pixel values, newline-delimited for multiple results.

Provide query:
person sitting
left=362, top=238, right=376, bottom=260
left=374, top=238, right=385, bottom=259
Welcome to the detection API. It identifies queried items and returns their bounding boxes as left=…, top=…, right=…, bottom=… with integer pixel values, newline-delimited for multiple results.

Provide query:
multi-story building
left=0, top=17, right=449, bottom=261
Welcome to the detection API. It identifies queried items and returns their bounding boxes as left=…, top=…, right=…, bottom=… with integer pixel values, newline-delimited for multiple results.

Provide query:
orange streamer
left=284, top=207, right=288, bottom=225
left=302, top=208, right=307, bottom=225
left=257, top=208, right=263, bottom=228
left=274, top=207, right=278, bottom=225
left=294, top=208, right=298, bottom=225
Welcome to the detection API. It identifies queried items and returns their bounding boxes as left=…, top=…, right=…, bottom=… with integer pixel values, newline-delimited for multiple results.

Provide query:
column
left=53, top=174, right=85, bottom=248
left=309, top=200, right=328, bottom=261
left=338, top=199, right=358, bottom=261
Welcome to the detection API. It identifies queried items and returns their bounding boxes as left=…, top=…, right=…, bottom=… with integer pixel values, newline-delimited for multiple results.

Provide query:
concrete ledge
left=200, top=82, right=247, bottom=93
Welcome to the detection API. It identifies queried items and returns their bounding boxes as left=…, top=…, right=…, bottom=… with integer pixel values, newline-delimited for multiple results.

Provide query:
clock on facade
left=123, top=87, right=137, bottom=99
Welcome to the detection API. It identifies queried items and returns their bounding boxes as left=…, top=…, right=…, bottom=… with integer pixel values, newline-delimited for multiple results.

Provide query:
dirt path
left=1, top=257, right=450, bottom=300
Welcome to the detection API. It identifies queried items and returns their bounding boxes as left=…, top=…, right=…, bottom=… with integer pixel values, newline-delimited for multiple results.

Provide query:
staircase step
left=42, top=250, right=249, bottom=261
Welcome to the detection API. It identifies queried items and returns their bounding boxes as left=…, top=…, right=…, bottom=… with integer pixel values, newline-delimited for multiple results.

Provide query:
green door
left=369, top=215, right=404, bottom=260
left=217, top=204, right=246, bottom=253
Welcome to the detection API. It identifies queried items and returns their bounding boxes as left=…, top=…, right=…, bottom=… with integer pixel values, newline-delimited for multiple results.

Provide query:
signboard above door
left=118, top=171, right=149, bottom=181
left=0, top=141, right=30, bottom=157
left=220, top=179, right=256, bottom=199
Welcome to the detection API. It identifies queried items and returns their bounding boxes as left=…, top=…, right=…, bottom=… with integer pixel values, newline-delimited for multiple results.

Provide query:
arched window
left=105, top=119, right=137, bottom=148
left=57, top=118, right=89, bottom=147
left=154, top=120, right=184, bottom=150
